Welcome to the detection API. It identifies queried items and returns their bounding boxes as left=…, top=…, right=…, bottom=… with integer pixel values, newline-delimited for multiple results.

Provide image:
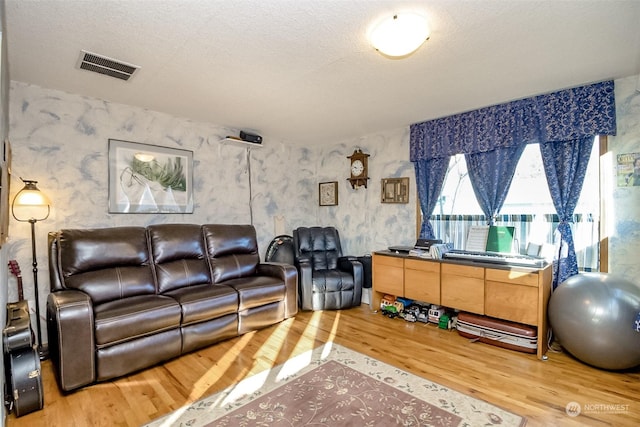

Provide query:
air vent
left=76, top=50, right=140, bottom=81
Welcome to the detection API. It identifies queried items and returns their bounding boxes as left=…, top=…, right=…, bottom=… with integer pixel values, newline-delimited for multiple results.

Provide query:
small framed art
left=381, top=177, right=409, bottom=203
left=617, top=152, right=640, bottom=187
left=319, top=181, right=338, bottom=206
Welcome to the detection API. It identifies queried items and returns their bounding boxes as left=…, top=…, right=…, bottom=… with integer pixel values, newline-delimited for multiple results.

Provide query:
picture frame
left=381, top=177, right=409, bottom=204
left=319, top=181, right=338, bottom=206
left=108, top=139, right=194, bottom=213
left=616, top=152, right=640, bottom=187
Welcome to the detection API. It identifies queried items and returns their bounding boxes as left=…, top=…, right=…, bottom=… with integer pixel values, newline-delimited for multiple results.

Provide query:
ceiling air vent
left=76, top=50, right=140, bottom=81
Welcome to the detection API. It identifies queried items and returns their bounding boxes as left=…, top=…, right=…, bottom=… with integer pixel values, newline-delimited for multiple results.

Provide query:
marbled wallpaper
left=6, top=81, right=416, bottom=336
left=608, top=74, right=640, bottom=279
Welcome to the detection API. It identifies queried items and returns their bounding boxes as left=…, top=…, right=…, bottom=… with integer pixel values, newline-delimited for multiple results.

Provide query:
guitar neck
left=17, top=277, right=24, bottom=302
left=8, top=260, right=25, bottom=303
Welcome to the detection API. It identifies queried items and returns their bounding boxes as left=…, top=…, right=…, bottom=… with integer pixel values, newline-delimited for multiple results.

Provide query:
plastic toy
left=381, top=305, right=399, bottom=319
left=417, top=306, right=430, bottom=323
left=428, top=305, right=445, bottom=323
left=438, top=313, right=452, bottom=329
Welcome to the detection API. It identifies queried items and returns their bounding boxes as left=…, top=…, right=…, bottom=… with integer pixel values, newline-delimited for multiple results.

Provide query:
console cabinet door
left=441, top=263, right=485, bottom=314
left=485, top=268, right=539, bottom=325
left=404, top=259, right=440, bottom=304
left=372, top=254, right=404, bottom=296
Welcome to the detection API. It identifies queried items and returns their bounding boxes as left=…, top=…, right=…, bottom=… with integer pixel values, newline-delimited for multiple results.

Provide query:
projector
left=240, top=131, right=262, bottom=144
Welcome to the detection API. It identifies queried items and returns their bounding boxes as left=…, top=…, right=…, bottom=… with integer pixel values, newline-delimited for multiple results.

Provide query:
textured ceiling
left=5, top=0, right=640, bottom=145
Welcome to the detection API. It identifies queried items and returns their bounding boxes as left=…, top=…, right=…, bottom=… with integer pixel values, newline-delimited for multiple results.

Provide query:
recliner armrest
left=257, top=263, right=299, bottom=318
left=337, top=256, right=362, bottom=273
left=295, top=257, right=313, bottom=274
left=295, top=257, right=314, bottom=310
left=47, top=290, right=96, bottom=391
left=338, top=257, right=364, bottom=304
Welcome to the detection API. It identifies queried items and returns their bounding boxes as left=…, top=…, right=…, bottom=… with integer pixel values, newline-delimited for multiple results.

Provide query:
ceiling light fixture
left=370, top=13, right=430, bottom=58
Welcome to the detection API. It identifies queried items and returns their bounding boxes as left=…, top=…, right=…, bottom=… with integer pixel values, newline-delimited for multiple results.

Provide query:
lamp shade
left=370, top=13, right=430, bottom=57
left=11, top=179, right=51, bottom=222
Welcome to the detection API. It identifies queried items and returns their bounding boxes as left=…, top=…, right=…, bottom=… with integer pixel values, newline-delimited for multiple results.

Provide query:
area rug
left=145, top=343, right=526, bottom=427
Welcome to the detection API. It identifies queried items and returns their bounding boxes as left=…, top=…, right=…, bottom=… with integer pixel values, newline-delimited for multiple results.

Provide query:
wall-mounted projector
left=240, top=131, right=262, bottom=144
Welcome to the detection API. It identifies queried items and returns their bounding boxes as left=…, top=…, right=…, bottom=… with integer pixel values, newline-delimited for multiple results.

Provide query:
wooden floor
left=7, top=305, right=639, bottom=426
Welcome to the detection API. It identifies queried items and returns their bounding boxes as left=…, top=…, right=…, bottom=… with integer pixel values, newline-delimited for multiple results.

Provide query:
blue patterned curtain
left=410, top=81, right=615, bottom=161
left=540, top=137, right=594, bottom=289
left=465, top=144, right=526, bottom=224
left=415, top=157, right=450, bottom=238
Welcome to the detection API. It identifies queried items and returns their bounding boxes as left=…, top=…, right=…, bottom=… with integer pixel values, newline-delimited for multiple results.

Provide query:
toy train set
left=378, top=294, right=538, bottom=354
left=379, top=295, right=454, bottom=329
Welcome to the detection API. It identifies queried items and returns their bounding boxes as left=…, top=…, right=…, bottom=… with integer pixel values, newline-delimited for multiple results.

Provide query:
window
left=429, top=138, right=600, bottom=271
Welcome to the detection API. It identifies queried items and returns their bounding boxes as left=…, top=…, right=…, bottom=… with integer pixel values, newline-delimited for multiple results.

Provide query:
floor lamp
left=11, top=177, right=52, bottom=361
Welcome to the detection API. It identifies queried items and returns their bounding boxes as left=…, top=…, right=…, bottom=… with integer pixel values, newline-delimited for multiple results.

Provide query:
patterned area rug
left=145, top=343, right=526, bottom=427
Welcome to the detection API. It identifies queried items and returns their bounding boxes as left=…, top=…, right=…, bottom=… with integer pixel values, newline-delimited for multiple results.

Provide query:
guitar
left=8, top=260, right=24, bottom=302
left=3, top=260, right=44, bottom=417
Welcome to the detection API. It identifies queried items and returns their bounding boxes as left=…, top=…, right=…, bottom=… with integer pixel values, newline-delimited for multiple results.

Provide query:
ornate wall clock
left=347, top=148, right=370, bottom=189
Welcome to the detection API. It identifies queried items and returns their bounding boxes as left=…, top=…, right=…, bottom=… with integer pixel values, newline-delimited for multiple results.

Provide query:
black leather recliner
left=293, top=226, right=363, bottom=311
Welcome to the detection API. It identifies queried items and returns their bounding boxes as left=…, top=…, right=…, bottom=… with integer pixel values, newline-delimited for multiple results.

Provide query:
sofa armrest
left=257, top=262, right=298, bottom=318
left=47, top=290, right=96, bottom=391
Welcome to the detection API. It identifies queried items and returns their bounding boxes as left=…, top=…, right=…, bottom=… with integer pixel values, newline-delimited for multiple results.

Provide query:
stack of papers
left=408, top=248, right=431, bottom=258
left=429, top=243, right=451, bottom=259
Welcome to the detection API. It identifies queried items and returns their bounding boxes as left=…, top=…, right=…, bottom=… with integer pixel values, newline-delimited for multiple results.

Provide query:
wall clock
left=319, top=181, right=338, bottom=206
left=347, top=148, right=370, bottom=189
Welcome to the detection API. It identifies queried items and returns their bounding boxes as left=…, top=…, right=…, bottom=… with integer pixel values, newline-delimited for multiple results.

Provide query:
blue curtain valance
left=410, top=80, right=616, bottom=161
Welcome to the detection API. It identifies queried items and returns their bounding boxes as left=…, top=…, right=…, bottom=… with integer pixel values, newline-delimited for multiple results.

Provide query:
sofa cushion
left=94, top=295, right=181, bottom=347
left=222, top=276, right=285, bottom=311
left=181, top=315, right=238, bottom=354
left=59, top=227, right=150, bottom=274
left=96, top=329, right=182, bottom=382
left=163, top=284, right=238, bottom=325
left=64, top=266, right=156, bottom=305
left=148, top=224, right=212, bottom=293
left=203, top=224, right=260, bottom=283
left=58, top=227, right=155, bottom=304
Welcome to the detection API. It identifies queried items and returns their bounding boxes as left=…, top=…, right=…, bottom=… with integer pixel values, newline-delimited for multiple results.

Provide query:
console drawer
left=485, top=268, right=538, bottom=287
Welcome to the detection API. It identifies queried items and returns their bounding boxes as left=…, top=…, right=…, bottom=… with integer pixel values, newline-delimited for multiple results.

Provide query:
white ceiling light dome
left=370, top=13, right=430, bottom=57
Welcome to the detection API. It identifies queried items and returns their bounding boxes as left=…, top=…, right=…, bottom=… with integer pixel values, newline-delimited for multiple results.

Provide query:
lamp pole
left=29, top=217, right=48, bottom=360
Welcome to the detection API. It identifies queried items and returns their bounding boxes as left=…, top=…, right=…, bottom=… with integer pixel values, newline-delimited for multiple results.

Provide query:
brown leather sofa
left=46, top=223, right=297, bottom=392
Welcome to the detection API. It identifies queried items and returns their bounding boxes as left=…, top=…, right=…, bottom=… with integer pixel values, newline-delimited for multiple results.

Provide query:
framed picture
left=319, top=181, right=338, bottom=206
left=108, top=139, right=194, bottom=213
left=616, top=152, right=640, bottom=187
left=381, top=177, right=409, bottom=203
